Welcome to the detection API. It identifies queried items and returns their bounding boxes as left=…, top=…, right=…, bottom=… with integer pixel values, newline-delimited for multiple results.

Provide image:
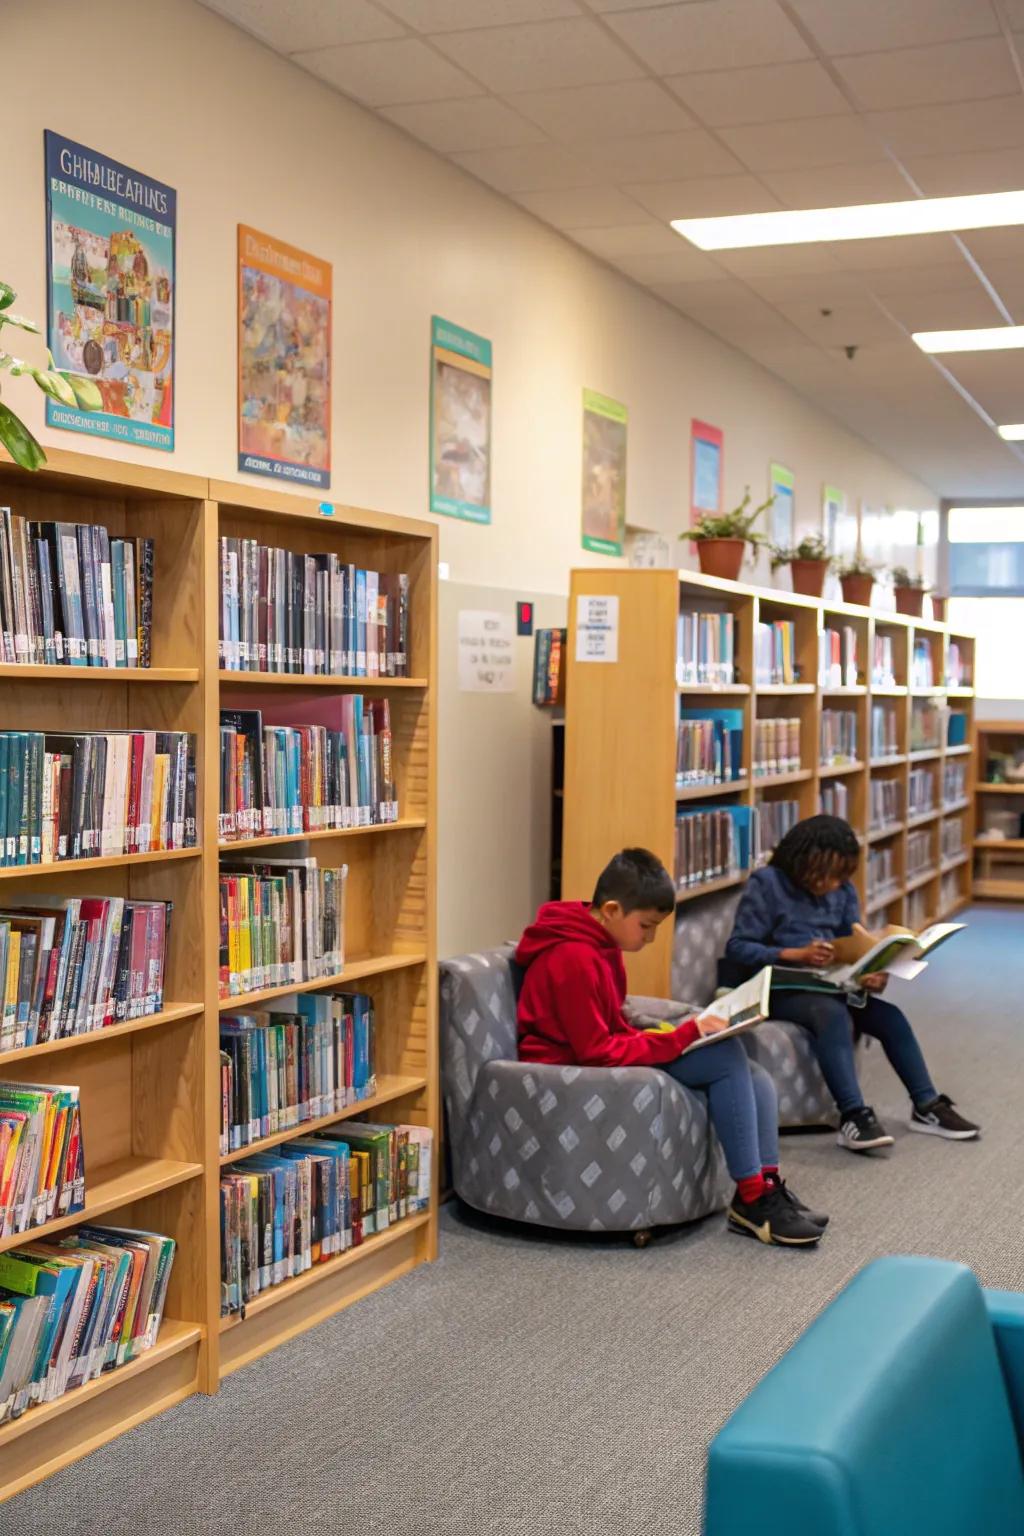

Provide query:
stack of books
left=676, top=611, right=736, bottom=686
left=870, top=706, right=898, bottom=758
left=820, top=710, right=858, bottom=766
left=218, top=539, right=410, bottom=678
left=0, top=1225, right=175, bottom=1422
left=0, top=1083, right=84, bottom=1235
left=754, top=620, right=795, bottom=685
left=532, top=629, right=565, bottom=706
left=819, top=626, right=858, bottom=688
left=754, top=800, right=799, bottom=862
left=676, top=709, right=744, bottom=789
left=908, top=768, right=935, bottom=817
left=870, top=779, right=903, bottom=830
left=871, top=634, right=896, bottom=688
left=0, top=512, right=154, bottom=668
left=754, top=718, right=800, bottom=776
left=218, top=857, right=347, bottom=999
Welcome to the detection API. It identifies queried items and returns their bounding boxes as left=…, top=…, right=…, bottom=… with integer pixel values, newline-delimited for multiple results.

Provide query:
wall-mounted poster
left=769, top=462, right=794, bottom=548
left=582, top=390, right=627, bottom=556
left=238, top=226, right=331, bottom=488
left=691, top=419, right=723, bottom=517
left=430, top=316, right=492, bottom=524
left=823, top=483, right=846, bottom=553
left=45, top=131, right=175, bottom=450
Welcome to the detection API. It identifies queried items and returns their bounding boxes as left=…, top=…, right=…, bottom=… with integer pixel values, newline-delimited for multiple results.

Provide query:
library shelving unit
left=562, top=567, right=974, bottom=997
left=972, top=720, right=1024, bottom=901
left=0, top=449, right=437, bottom=1500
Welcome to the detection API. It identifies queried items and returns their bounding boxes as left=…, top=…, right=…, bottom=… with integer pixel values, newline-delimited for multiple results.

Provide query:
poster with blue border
left=45, top=130, right=175, bottom=451
left=430, top=316, right=492, bottom=524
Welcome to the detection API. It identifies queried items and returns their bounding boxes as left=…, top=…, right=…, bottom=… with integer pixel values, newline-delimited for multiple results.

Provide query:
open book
left=641, top=967, right=773, bottom=1056
left=773, top=922, right=965, bottom=995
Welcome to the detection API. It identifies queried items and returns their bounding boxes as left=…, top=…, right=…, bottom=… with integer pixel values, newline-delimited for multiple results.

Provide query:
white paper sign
left=458, top=609, right=515, bottom=692
left=576, top=594, right=619, bottom=663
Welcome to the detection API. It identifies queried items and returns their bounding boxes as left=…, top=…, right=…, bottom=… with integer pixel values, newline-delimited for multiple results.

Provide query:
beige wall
left=4, top=0, right=942, bottom=954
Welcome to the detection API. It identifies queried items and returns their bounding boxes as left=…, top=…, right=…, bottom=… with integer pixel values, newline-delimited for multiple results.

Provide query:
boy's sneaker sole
left=727, top=1208, right=821, bottom=1247
left=908, top=1119, right=979, bottom=1141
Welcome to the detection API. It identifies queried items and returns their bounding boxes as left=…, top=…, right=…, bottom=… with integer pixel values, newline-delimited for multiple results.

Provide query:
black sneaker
left=909, top=1094, right=980, bottom=1140
left=836, top=1104, right=894, bottom=1152
left=727, top=1185, right=822, bottom=1246
left=765, top=1172, right=829, bottom=1229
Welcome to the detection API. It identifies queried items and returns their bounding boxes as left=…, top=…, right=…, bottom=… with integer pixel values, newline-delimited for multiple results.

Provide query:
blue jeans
left=660, top=1037, right=778, bottom=1183
left=769, top=990, right=937, bottom=1115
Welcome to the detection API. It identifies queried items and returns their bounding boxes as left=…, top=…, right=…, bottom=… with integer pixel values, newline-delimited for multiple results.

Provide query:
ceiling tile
left=907, top=147, right=1024, bottom=196
left=204, top=0, right=404, bottom=51
left=736, top=268, right=869, bottom=303
left=576, top=129, right=745, bottom=182
left=718, top=114, right=882, bottom=171
left=759, top=160, right=914, bottom=206
left=667, top=59, right=849, bottom=127
left=1002, top=0, right=1024, bottom=22
left=713, top=243, right=845, bottom=277
left=512, top=185, right=650, bottom=226
left=940, top=351, right=1024, bottom=422
left=381, top=96, right=547, bottom=150
left=509, top=80, right=694, bottom=141
left=431, top=17, right=642, bottom=91
left=378, top=0, right=581, bottom=29
left=571, top=223, right=688, bottom=258
left=860, top=259, right=978, bottom=295
left=866, top=97, right=1024, bottom=159
left=956, top=226, right=1024, bottom=261
left=829, top=232, right=964, bottom=271
left=625, top=173, right=780, bottom=219
left=879, top=285, right=1007, bottom=332
left=786, top=0, right=999, bottom=55
left=450, top=141, right=604, bottom=191
left=772, top=295, right=905, bottom=347
left=293, top=36, right=480, bottom=104
left=649, top=277, right=744, bottom=311
left=604, top=0, right=812, bottom=73
left=834, top=37, right=1018, bottom=112
left=611, top=247, right=731, bottom=283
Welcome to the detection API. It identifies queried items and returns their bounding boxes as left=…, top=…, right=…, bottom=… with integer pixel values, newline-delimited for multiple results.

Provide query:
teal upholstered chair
left=705, top=1255, right=1024, bottom=1535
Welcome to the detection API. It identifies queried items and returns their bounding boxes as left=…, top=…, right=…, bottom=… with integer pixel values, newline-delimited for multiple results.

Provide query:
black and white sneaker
left=765, top=1172, right=829, bottom=1229
left=909, top=1094, right=980, bottom=1140
left=837, top=1105, right=895, bottom=1152
left=727, top=1185, right=822, bottom=1246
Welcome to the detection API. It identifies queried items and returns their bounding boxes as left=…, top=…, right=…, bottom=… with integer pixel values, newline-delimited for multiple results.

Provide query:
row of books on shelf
left=871, top=635, right=896, bottom=689
left=532, top=628, right=565, bottom=707
left=0, top=897, right=170, bottom=1053
left=219, top=859, right=346, bottom=1000
left=941, top=821, right=965, bottom=859
left=754, top=718, right=800, bottom=776
left=220, top=992, right=376, bottom=1154
left=755, top=620, right=796, bottom=686
left=220, top=1122, right=432, bottom=1315
left=820, top=782, right=849, bottom=819
left=908, top=768, right=934, bottom=816
left=676, top=800, right=813, bottom=886
left=871, top=778, right=903, bottom=828
left=676, top=710, right=743, bottom=788
left=944, top=762, right=967, bottom=802
left=0, top=1083, right=84, bottom=1238
left=947, top=642, right=969, bottom=689
left=867, top=847, right=898, bottom=903
left=911, top=638, right=936, bottom=690
left=818, top=626, right=857, bottom=689
left=871, top=707, right=899, bottom=759
left=0, top=512, right=154, bottom=669
left=0, top=730, right=196, bottom=867
left=676, top=611, right=735, bottom=687
left=219, top=539, right=410, bottom=678
left=820, top=710, right=858, bottom=765
left=907, top=829, right=935, bottom=878
left=0, top=1224, right=175, bottom=1423
left=219, top=699, right=398, bottom=842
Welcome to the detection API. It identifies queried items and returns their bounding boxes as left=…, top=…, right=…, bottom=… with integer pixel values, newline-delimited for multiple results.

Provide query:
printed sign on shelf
left=576, top=594, right=619, bottom=663
left=457, top=609, right=515, bottom=691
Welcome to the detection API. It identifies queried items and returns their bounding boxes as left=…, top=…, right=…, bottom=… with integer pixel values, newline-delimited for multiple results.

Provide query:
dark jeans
left=769, top=990, right=937, bottom=1115
left=660, top=1037, right=778, bottom=1183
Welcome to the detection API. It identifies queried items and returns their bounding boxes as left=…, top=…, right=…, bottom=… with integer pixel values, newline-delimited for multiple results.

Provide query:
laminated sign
left=458, top=610, right=514, bottom=692
left=576, top=595, right=618, bottom=663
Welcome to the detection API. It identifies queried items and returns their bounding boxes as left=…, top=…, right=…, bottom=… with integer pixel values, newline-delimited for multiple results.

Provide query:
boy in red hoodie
left=516, top=847, right=826, bottom=1246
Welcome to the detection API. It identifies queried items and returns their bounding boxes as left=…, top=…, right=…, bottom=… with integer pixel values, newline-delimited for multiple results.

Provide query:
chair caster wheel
left=632, top=1229, right=652, bottom=1249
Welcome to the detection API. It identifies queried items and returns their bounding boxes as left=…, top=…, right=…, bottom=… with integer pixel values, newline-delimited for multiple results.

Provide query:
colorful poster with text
left=769, top=462, right=795, bottom=548
left=238, top=226, right=331, bottom=488
left=582, top=390, right=628, bottom=556
left=45, top=131, right=175, bottom=450
left=430, top=317, right=492, bottom=523
left=691, top=419, right=723, bottom=517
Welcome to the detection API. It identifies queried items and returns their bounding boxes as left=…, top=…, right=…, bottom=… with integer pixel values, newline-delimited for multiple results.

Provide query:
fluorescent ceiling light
left=913, top=326, right=1024, bottom=353
left=672, top=188, right=1024, bottom=250
left=998, top=425, right=1024, bottom=440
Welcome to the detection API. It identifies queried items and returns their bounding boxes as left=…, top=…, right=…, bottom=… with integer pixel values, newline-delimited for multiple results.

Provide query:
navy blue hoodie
left=725, top=865, right=859, bottom=971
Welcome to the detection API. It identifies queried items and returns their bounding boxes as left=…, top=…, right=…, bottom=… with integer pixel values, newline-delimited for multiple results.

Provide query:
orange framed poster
left=237, top=225, right=331, bottom=488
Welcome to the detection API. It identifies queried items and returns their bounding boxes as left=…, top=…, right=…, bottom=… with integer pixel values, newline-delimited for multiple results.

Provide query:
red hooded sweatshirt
left=515, top=900, right=700, bottom=1067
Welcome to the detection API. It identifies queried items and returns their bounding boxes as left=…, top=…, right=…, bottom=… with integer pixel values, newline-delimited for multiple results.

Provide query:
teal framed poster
left=769, top=462, right=794, bottom=547
left=582, top=389, right=627, bottom=556
left=429, top=316, right=492, bottom=524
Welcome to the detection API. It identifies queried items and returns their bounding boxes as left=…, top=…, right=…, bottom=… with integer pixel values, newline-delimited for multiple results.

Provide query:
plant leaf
left=0, top=312, right=41, bottom=335
left=0, top=401, right=46, bottom=470
left=12, top=362, right=77, bottom=407
left=62, top=372, right=102, bottom=411
left=0, top=283, right=15, bottom=312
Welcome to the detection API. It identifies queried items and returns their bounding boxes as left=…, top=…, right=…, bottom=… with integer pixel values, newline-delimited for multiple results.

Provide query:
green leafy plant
left=770, top=532, right=829, bottom=571
left=890, top=565, right=927, bottom=590
left=0, top=282, right=103, bottom=470
left=683, top=487, right=773, bottom=546
left=834, top=552, right=878, bottom=579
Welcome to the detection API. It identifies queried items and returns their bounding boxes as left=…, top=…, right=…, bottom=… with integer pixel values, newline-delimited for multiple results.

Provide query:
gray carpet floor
left=6, top=904, right=1023, bottom=1536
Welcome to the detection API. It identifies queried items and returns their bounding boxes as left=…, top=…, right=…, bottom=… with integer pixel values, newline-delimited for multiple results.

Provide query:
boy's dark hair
left=770, top=814, right=860, bottom=887
left=591, top=848, right=675, bottom=914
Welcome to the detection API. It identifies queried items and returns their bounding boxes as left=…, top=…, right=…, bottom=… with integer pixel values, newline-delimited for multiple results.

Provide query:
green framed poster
left=769, top=462, right=794, bottom=548
left=581, top=388, right=627, bottom=556
left=429, top=316, right=492, bottom=524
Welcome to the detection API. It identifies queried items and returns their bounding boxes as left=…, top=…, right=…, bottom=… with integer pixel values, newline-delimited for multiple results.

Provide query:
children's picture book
left=644, top=967, right=773, bottom=1056
left=773, top=922, right=966, bottom=995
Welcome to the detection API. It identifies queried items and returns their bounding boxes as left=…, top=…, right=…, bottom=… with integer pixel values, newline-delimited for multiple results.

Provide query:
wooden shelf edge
left=218, top=819, right=426, bottom=852
left=940, top=855, right=970, bottom=873
left=675, top=780, right=747, bottom=803
left=676, top=683, right=750, bottom=695
left=818, top=761, right=864, bottom=778
left=977, top=783, right=1024, bottom=793
left=905, top=869, right=939, bottom=894
left=908, top=750, right=942, bottom=763
left=219, top=1074, right=428, bottom=1165
left=906, top=810, right=939, bottom=828
left=676, top=870, right=747, bottom=904
left=943, top=799, right=971, bottom=814
left=820, top=687, right=867, bottom=697
left=0, top=1157, right=203, bottom=1256
left=755, top=683, right=816, bottom=695
left=0, top=847, right=200, bottom=882
left=869, top=756, right=906, bottom=768
left=0, top=665, right=198, bottom=683
left=218, top=952, right=428, bottom=1011
left=0, top=1003, right=204, bottom=1066
left=751, top=769, right=812, bottom=788
left=219, top=671, right=427, bottom=689
left=866, top=822, right=904, bottom=843
left=974, top=837, right=1024, bottom=850
left=944, top=745, right=972, bottom=757
left=971, top=879, right=1024, bottom=899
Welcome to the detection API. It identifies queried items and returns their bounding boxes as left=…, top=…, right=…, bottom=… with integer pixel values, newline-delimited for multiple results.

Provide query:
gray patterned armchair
left=440, top=946, right=731, bottom=1234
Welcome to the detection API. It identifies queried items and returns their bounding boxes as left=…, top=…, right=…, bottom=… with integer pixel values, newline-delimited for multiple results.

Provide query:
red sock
left=736, top=1173, right=766, bottom=1203
left=762, top=1165, right=779, bottom=1182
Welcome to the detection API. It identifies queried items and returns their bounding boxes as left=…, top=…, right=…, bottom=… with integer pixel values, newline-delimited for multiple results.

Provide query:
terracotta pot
left=840, top=573, right=874, bottom=606
left=789, top=558, right=829, bottom=597
left=695, top=538, right=745, bottom=582
left=931, top=595, right=947, bottom=621
left=894, top=585, right=925, bottom=617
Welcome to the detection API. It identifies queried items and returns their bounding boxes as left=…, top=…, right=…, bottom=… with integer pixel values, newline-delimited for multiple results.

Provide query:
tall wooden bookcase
left=563, top=568, right=974, bottom=998
left=972, top=720, right=1024, bottom=900
left=0, top=449, right=437, bottom=1499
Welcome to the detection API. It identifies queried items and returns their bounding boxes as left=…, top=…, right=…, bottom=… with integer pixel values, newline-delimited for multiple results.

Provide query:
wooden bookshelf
left=563, top=568, right=974, bottom=995
left=972, top=721, right=1024, bottom=900
left=0, top=448, right=438, bottom=1500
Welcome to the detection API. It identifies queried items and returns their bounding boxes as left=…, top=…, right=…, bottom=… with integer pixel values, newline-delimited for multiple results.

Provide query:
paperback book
left=0, top=1082, right=85, bottom=1236
left=218, top=857, right=347, bottom=998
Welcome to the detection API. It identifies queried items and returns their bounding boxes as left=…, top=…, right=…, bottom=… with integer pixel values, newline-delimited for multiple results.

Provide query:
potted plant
left=931, top=593, right=947, bottom=622
left=0, top=280, right=102, bottom=469
left=771, top=532, right=830, bottom=597
left=683, top=487, right=771, bottom=582
left=835, top=552, right=877, bottom=607
left=891, top=566, right=928, bottom=617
